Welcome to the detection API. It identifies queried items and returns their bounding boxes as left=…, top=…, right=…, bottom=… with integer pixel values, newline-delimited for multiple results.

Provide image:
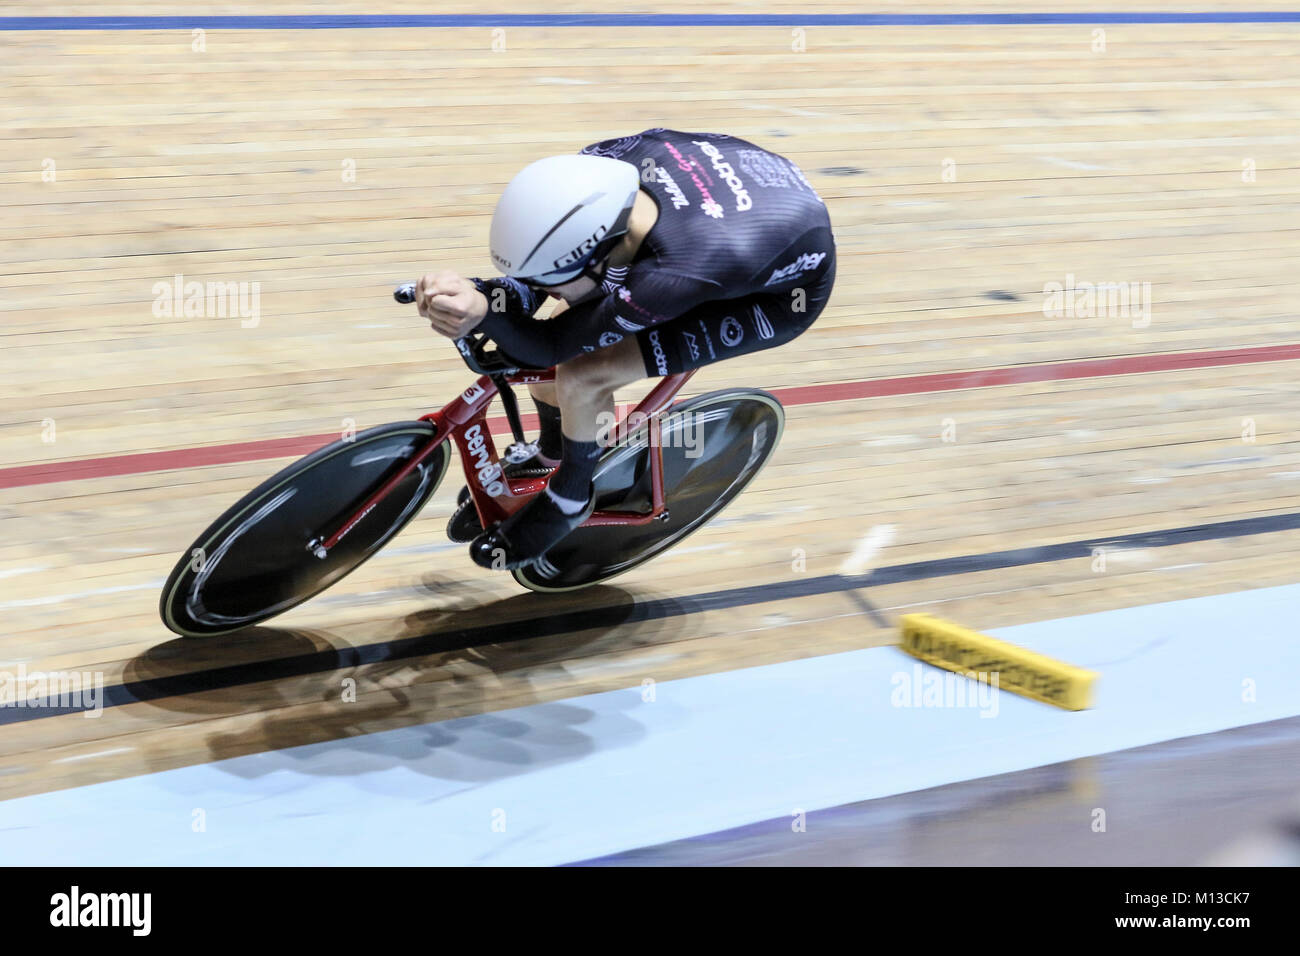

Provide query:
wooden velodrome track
left=3, top=2, right=1300, bottom=814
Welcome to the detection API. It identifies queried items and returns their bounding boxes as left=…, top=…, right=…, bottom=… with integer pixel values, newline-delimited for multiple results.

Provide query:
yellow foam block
left=899, top=613, right=1098, bottom=711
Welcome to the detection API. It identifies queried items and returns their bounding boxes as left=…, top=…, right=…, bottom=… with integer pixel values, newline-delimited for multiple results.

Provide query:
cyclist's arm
left=469, top=276, right=550, bottom=321
left=475, top=271, right=719, bottom=368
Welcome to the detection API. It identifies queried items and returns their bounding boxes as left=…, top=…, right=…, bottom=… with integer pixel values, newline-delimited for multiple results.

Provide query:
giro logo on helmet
left=554, top=224, right=609, bottom=272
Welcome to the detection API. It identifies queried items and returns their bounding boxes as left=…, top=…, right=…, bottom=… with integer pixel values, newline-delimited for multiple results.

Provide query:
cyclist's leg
left=554, top=338, right=645, bottom=443
left=523, top=381, right=565, bottom=464
left=524, top=298, right=569, bottom=461
left=543, top=255, right=836, bottom=505
left=548, top=339, right=642, bottom=504
left=468, top=338, right=648, bottom=568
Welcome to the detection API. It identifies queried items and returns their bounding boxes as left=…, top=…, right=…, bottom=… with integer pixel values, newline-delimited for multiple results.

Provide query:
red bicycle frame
left=316, top=369, right=696, bottom=555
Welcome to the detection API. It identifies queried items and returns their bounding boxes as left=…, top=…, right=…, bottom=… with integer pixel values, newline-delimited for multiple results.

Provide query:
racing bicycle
left=159, top=283, right=786, bottom=637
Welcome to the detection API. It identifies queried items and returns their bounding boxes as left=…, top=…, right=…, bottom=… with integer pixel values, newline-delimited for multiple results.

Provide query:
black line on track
left=3, top=509, right=1298, bottom=725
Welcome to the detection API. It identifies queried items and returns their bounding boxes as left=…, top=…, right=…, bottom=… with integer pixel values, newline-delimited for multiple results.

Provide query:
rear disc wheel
left=512, top=389, right=784, bottom=592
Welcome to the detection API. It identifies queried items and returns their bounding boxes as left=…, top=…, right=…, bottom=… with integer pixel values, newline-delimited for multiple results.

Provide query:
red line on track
left=5, top=343, right=1299, bottom=491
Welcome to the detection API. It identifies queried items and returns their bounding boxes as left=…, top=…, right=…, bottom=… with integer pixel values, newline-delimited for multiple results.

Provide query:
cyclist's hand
left=416, top=271, right=487, bottom=338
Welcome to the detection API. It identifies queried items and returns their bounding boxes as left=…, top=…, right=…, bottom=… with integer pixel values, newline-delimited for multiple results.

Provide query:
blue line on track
left=3, top=13, right=1300, bottom=30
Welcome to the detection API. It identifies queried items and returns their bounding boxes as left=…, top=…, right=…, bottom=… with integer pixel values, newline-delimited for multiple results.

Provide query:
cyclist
left=414, top=128, right=836, bottom=570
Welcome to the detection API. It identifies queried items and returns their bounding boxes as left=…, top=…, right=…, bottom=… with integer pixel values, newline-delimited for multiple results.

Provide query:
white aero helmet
left=489, top=153, right=640, bottom=285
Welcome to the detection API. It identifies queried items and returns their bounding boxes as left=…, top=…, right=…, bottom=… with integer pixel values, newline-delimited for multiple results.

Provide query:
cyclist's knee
left=527, top=380, right=559, bottom=406
left=556, top=340, right=644, bottom=401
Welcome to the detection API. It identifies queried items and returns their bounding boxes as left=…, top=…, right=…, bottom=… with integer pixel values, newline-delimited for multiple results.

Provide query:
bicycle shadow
left=123, top=578, right=698, bottom=785
left=123, top=625, right=333, bottom=715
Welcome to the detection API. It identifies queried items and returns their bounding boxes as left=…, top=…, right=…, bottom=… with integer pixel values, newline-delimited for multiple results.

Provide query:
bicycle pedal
left=503, top=440, right=540, bottom=465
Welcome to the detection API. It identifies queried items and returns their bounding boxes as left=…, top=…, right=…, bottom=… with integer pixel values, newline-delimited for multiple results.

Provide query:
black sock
left=547, top=434, right=601, bottom=503
left=534, top=399, right=564, bottom=461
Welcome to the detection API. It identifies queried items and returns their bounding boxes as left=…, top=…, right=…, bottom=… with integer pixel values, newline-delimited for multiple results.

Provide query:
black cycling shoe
left=469, top=487, right=595, bottom=571
left=445, top=450, right=559, bottom=543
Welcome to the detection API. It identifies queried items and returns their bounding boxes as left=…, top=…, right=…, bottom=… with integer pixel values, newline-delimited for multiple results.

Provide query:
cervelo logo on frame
left=464, top=424, right=508, bottom=496
left=692, top=140, right=752, bottom=211
left=461, top=382, right=487, bottom=403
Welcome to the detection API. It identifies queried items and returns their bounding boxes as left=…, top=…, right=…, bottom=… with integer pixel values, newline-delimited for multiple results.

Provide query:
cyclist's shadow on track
left=125, top=582, right=698, bottom=784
